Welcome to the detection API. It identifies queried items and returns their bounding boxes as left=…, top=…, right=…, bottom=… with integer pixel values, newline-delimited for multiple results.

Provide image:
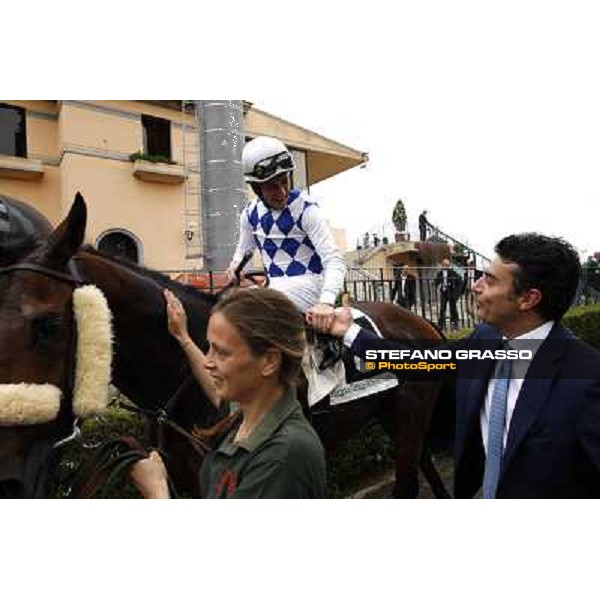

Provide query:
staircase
left=423, top=219, right=490, bottom=266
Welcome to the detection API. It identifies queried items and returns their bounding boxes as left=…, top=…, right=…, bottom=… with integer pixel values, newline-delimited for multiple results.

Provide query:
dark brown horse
left=0, top=194, right=451, bottom=498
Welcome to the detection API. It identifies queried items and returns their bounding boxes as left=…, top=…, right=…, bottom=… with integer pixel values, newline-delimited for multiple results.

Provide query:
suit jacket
left=352, top=323, right=600, bottom=498
left=435, top=268, right=461, bottom=298
left=391, top=274, right=416, bottom=307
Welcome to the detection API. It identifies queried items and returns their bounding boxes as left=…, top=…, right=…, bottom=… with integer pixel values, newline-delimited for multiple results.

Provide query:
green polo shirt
left=199, top=387, right=326, bottom=498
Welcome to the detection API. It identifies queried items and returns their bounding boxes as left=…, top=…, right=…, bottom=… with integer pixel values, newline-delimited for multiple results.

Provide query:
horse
left=0, top=193, right=452, bottom=498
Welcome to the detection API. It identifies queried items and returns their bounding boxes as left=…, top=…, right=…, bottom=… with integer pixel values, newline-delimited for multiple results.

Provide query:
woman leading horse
left=0, top=193, right=451, bottom=498
left=130, top=287, right=327, bottom=498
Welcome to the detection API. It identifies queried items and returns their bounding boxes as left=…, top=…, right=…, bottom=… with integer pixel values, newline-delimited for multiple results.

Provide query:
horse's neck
left=76, top=252, right=209, bottom=407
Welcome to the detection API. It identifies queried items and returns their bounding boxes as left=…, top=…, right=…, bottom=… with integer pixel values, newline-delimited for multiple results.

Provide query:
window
left=98, top=231, right=140, bottom=264
left=141, top=114, right=171, bottom=160
left=0, top=103, right=27, bottom=158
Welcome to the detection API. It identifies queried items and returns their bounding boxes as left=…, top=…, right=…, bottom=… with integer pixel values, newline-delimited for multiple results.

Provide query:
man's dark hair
left=495, top=233, right=581, bottom=321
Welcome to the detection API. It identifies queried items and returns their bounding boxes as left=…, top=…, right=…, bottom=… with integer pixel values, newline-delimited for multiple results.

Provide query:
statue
left=392, top=198, right=407, bottom=233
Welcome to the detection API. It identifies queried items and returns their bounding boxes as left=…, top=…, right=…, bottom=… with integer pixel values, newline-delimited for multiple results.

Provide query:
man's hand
left=164, top=289, right=189, bottom=342
left=324, top=306, right=354, bottom=338
left=306, top=303, right=335, bottom=333
left=307, top=303, right=355, bottom=338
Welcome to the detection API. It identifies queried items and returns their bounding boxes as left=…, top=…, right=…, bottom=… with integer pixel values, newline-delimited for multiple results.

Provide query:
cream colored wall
left=0, top=167, right=62, bottom=224
left=59, top=153, right=187, bottom=269
left=61, top=101, right=194, bottom=163
left=53, top=101, right=193, bottom=269
left=58, top=102, right=142, bottom=157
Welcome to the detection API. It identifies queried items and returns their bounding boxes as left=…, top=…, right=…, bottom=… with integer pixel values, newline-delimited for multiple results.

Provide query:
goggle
left=250, top=151, right=295, bottom=181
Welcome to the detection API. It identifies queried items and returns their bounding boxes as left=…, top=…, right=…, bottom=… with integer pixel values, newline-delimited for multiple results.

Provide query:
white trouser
left=268, top=273, right=325, bottom=313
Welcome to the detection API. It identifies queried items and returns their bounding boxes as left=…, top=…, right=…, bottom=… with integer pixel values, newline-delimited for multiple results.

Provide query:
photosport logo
left=356, top=338, right=598, bottom=381
left=364, top=347, right=533, bottom=371
left=357, top=340, right=540, bottom=381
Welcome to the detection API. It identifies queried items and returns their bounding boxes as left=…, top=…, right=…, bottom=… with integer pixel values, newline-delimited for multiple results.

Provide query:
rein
left=68, top=435, right=149, bottom=499
left=118, top=375, right=212, bottom=456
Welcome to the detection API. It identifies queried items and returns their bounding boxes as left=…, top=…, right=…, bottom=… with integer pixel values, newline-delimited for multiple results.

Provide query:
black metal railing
left=344, top=267, right=479, bottom=332
left=421, top=221, right=490, bottom=266
left=161, top=266, right=600, bottom=331
left=344, top=266, right=600, bottom=332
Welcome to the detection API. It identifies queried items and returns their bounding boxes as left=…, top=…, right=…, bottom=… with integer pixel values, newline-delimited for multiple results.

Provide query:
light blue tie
left=483, top=352, right=512, bottom=499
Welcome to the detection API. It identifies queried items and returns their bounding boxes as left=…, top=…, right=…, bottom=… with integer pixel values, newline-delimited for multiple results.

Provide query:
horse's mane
left=80, top=245, right=219, bottom=306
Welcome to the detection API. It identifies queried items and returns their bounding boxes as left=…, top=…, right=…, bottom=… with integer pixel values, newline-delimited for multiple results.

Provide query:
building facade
left=0, top=100, right=365, bottom=271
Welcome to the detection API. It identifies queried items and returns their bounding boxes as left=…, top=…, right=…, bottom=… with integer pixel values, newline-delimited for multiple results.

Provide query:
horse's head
left=0, top=193, right=112, bottom=497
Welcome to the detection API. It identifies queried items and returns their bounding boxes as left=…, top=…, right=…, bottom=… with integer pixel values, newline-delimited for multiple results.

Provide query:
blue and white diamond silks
left=247, top=189, right=325, bottom=278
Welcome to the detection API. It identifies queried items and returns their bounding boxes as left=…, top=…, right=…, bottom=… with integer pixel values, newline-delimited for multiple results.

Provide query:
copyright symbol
left=366, top=362, right=376, bottom=370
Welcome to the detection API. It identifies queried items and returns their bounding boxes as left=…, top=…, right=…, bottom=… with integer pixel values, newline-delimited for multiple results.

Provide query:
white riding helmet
left=242, top=136, right=296, bottom=183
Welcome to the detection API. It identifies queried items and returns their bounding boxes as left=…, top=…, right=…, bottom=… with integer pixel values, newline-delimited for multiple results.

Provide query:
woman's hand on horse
left=226, top=266, right=237, bottom=283
left=129, top=450, right=170, bottom=499
left=164, top=289, right=189, bottom=342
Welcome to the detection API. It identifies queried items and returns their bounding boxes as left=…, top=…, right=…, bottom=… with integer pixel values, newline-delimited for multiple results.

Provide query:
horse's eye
left=31, top=314, right=65, bottom=343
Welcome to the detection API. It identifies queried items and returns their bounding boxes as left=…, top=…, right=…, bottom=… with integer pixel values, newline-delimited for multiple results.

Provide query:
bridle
left=0, top=257, right=240, bottom=497
left=0, top=258, right=86, bottom=422
left=0, top=260, right=84, bottom=286
left=0, top=259, right=87, bottom=496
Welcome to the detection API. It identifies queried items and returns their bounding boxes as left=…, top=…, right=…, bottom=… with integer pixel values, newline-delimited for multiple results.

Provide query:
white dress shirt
left=480, top=321, right=554, bottom=454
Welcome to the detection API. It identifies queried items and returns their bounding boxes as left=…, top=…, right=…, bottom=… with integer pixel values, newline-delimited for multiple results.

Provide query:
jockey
left=228, top=136, right=347, bottom=333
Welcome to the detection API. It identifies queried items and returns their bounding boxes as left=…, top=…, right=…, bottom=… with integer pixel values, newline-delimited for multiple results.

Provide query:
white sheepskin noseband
left=71, top=285, right=113, bottom=417
left=0, top=384, right=62, bottom=426
left=0, top=284, right=113, bottom=426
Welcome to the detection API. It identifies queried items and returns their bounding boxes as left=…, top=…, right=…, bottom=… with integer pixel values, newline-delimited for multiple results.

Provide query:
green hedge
left=563, top=303, right=600, bottom=348
left=447, top=303, right=600, bottom=347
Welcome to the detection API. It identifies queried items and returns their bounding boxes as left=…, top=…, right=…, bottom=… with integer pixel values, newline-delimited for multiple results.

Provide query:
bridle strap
left=0, top=261, right=84, bottom=286
left=118, top=375, right=212, bottom=456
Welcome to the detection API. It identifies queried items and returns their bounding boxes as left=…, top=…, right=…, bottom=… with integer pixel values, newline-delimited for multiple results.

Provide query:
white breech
left=268, top=274, right=325, bottom=313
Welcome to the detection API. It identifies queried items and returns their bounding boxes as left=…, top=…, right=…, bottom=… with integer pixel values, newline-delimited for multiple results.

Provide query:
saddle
left=303, top=308, right=399, bottom=407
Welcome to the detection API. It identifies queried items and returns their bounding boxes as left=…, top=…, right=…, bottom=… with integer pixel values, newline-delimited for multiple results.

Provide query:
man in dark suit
left=435, top=258, right=461, bottom=331
left=391, top=264, right=417, bottom=310
left=312, top=233, right=600, bottom=498
left=418, top=210, right=429, bottom=241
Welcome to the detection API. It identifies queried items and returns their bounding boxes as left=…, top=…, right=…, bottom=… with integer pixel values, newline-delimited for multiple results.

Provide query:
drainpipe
left=195, top=100, right=245, bottom=272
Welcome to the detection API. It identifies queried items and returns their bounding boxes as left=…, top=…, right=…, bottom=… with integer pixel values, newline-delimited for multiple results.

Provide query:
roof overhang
left=244, top=106, right=368, bottom=186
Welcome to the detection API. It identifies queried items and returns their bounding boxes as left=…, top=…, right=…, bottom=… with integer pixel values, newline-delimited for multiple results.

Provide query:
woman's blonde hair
left=213, top=287, right=306, bottom=386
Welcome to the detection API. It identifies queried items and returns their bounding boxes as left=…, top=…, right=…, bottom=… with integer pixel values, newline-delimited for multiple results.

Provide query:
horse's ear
left=44, top=192, right=87, bottom=266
